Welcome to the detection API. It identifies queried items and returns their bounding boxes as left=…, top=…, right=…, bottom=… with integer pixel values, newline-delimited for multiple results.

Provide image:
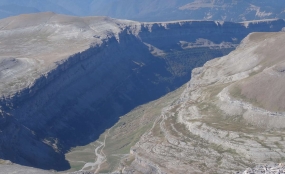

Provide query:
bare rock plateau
left=0, top=12, right=285, bottom=173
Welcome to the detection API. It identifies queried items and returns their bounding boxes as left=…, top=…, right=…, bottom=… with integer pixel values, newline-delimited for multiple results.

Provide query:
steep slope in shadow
left=1, top=32, right=175, bottom=170
left=1, top=29, right=223, bottom=171
left=0, top=13, right=285, bottom=171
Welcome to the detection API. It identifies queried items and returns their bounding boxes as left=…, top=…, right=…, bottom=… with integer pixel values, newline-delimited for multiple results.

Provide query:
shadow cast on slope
left=1, top=20, right=285, bottom=171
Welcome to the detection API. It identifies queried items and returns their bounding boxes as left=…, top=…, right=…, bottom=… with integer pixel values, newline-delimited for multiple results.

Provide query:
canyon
left=0, top=12, right=285, bottom=173
left=116, top=32, right=285, bottom=173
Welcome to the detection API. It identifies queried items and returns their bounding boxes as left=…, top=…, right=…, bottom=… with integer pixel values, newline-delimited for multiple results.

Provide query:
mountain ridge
left=0, top=0, right=285, bottom=22
left=118, top=31, right=285, bottom=173
left=0, top=12, right=285, bottom=172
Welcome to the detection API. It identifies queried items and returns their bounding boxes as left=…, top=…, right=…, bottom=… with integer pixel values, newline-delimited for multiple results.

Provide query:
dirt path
left=94, top=131, right=108, bottom=173
left=80, top=130, right=109, bottom=173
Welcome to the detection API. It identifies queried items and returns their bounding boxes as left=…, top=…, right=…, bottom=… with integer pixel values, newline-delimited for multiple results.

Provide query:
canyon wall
left=0, top=13, right=285, bottom=170
left=122, top=32, right=285, bottom=174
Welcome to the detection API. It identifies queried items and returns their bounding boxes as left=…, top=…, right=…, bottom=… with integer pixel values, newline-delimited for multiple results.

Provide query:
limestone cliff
left=123, top=32, right=285, bottom=173
left=0, top=12, right=285, bottom=171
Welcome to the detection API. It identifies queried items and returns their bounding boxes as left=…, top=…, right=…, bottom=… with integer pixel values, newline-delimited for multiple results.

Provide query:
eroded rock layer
left=0, top=12, right=285, bottom=170
left=123, top=32, right=285, bottom=174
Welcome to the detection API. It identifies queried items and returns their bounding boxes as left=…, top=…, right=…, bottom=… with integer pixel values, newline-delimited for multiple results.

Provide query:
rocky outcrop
left=124, top=32, right=285, bottom=173
left=0, top=161, right=54, bottom=174
left=1, top=13, right=285, bottom=171
left=240, top=163, right=285, bottom=174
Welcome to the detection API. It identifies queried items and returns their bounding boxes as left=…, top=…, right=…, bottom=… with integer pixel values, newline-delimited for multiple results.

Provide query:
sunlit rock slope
left=121, top=32, right=285, bottom=173
left=0, top=12, right=285, bottom=171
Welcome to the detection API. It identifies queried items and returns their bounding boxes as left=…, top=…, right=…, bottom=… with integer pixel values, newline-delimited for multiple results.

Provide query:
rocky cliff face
left=0, top=13, right=285, bottom=171
left=122, top=32, right=285, bottom=173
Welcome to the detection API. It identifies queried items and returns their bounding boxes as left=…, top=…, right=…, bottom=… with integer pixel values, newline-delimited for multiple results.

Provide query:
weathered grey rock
left=240, top=163, right=285, bottom=174
left=0, top=164, right=54, bottom=174
left=1, top=12, right=285, bottom=171
left=121, top=32, right=285, bottom=173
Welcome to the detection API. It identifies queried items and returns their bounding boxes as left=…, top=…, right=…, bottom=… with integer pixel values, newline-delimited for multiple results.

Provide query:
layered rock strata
left=123, top=32, right=285, bottom=173
left=0, top=12, right=285, bottom=170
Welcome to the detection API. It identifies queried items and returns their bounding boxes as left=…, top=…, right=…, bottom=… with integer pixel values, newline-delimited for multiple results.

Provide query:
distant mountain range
left=0, top=0, right=285, bottom=21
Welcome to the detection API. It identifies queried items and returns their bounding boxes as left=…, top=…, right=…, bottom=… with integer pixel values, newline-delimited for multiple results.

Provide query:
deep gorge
left=0, top=18, right=285, bottom=170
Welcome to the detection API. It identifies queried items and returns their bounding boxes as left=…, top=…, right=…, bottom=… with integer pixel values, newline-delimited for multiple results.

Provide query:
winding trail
left=94, top=131, right=108, bottom=173
left=80, top=130, right=109, bottom=173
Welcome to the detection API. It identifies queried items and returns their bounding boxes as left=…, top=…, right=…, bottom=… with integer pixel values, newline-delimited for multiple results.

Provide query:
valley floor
left=64, top=85, right=186, bottom=173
